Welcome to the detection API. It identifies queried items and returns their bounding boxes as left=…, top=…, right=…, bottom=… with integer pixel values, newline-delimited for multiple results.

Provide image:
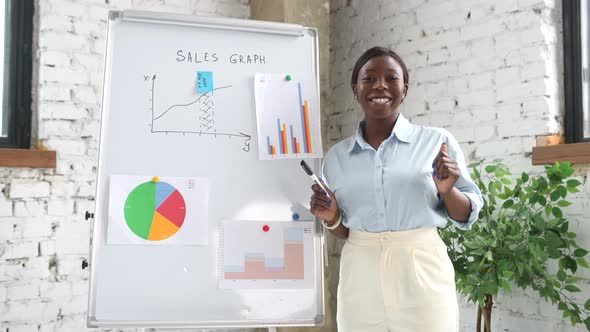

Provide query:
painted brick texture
left=329, top=0, right=589, bottom=331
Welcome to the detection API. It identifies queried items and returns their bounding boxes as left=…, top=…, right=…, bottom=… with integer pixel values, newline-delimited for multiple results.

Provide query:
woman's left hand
left=432, top=143, right=461, bottom=194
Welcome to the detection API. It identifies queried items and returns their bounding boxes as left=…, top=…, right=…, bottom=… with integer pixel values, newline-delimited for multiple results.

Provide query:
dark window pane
left=0, top=0, right=33, bottom=149
left=0, top=0, right=11, bottom=137
left=583, top=0, right=590, bottom=139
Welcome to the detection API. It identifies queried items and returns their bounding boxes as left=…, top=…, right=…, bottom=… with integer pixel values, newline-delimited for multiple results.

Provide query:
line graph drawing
left=145, top=74, right=251, bottom=152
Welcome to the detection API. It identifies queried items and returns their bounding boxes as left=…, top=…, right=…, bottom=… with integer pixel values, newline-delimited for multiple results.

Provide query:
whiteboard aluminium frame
left=87, top=10, right=325, bottom=329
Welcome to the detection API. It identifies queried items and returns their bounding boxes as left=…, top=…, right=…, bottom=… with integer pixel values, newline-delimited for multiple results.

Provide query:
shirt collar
left=347, top=113, right=414, bottom=153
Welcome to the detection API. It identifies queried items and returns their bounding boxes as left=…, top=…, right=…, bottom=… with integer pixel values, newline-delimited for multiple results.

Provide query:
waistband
left=347, top=227, right=444, bottom=247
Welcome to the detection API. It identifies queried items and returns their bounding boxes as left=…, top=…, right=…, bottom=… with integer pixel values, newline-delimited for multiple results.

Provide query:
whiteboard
left=88, top=11, right=324, bottom=329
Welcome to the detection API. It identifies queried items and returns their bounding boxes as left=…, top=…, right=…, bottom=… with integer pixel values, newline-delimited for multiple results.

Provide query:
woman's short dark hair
left=351, top=47, right=409, bottom=87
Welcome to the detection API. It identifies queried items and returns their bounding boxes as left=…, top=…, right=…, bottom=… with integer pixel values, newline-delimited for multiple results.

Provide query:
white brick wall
left=1, top=0, right=249, bottom=331
left=330, top=0, right=589, bottom=331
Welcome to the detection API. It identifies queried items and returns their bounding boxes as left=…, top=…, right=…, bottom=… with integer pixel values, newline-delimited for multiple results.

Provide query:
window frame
left=0, top=0, right=33, bottom=149
left=563, top=0, right=590, bottom=143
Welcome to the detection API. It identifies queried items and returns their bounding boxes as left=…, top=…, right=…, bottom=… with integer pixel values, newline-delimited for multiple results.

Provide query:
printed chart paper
left=107, top=175, right=209, bottom=245
left=219, top=220, right=315, bottom=289
left=254, top=73, right=323, bottom=160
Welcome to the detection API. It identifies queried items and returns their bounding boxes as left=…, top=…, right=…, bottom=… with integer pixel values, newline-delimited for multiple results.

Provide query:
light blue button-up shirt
left=321, top=114, right=483, bottom=232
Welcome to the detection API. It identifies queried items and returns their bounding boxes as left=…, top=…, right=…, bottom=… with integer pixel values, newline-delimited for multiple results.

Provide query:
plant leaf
left=558, top=185, right=568, bottom=198
left=502, top=200, right=514, bottom=209
left=577, top=258, right=590, bottom=269
left=552, top=207, right=563, bottom=218
left=538, top=195, right=547, bottom=206
left=574, top=249, right=589, bottom=257
left=545, top=204, right=552, bottom=217
left=548, top=248, right=561, bottom=259
left=566, top=257, right=578, bottom=273
left=560, top=221, right=569, bottom=233
left=565, top=285, right=582, bottom=292
left=559, top=301, right=568, bottom=310
left=500, top=279, right=512, bottom=292
left=538, top=177, right=549, bottom=191
left=567, top=179, right=582, bottom=187
left=485, top=165, right=497, bottom=173
left=566, top=277, right=583, bottom=283
left=557, top=269, right=567, bottom=281
left=546, top=231, right=565, bottom=248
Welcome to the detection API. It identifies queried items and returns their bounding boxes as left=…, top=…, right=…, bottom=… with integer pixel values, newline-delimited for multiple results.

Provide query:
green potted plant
left=439, top=161, right=589, bottom=332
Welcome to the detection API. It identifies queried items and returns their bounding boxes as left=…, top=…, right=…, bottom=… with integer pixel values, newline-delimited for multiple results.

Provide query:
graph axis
left=145, top=74, right=252, bottom=152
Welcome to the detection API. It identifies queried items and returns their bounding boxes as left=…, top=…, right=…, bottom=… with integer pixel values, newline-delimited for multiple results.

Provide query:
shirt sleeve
left=440, top=131, right=484, bottom=230
left=320, top=152, right=331, bottom=188
left=320, top=147, right=348, bottom=225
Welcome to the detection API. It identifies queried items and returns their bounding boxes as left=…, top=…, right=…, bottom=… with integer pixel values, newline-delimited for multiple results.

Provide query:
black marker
left=300, top=160, right=330, bottom=196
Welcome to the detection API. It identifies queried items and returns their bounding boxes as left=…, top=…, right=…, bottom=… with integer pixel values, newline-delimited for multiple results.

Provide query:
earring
left=354, top=94, right=358, bottom=100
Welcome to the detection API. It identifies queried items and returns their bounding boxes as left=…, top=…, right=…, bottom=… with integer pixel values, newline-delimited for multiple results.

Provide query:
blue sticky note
left=197, top=71, right=213, bottom=93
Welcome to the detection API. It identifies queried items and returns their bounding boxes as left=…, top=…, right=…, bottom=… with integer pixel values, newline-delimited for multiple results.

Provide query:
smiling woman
left=307, top=46, right=483, bottom=332
left=351, top=53, right=408, bottom=147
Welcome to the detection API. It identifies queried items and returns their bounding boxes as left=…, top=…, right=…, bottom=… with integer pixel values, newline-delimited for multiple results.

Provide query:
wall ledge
left=0, top=148, right=56, bottom=168
left=532, top=142, right=590, bottom=165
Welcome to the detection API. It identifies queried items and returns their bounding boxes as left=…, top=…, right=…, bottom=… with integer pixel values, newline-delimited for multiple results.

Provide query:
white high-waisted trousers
left=337, top=227, right=459, bottom=332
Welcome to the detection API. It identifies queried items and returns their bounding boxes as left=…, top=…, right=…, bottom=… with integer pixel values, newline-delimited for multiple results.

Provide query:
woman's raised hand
left=432, top=143, right=461, bottom=194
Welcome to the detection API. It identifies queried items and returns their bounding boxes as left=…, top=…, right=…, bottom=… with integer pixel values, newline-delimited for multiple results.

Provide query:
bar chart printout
left=254, top=73, right=323, bottom=160
left=219, top=220, right=315, bottom=289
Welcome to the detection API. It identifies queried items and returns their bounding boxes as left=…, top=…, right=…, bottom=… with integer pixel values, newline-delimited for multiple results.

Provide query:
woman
left=310, top=47, right=483, bottom=332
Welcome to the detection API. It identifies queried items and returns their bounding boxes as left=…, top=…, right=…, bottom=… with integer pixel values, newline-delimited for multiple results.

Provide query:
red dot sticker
left=262, top=225, right=270, bottom=232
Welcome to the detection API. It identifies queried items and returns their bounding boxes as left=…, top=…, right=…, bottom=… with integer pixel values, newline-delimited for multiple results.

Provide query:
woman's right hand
left=309, top=180, right=340, bottom=225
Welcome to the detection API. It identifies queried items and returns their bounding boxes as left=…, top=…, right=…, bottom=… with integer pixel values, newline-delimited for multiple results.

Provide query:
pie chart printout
left=124, top=181, right=186, bottom=241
